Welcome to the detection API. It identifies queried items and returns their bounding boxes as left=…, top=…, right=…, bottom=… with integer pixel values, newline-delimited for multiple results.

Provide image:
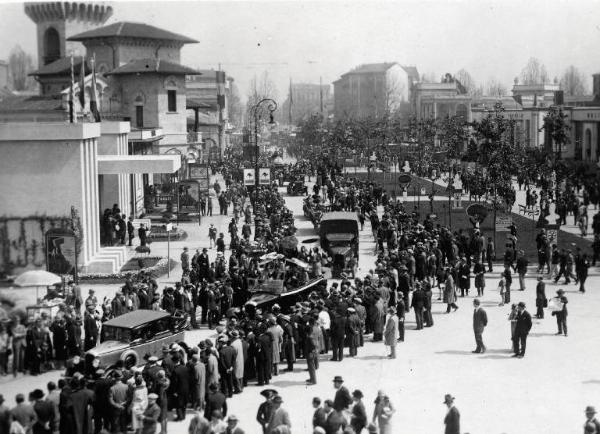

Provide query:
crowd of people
left=2, top=151, right=599, bottom=434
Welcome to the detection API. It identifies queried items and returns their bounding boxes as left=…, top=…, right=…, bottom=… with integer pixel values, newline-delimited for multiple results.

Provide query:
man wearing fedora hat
left=139, top=393, right=160, bottom=434
left=225, top=414, right=245, bottom=434
left=332, top=376, right=352, bottom=413
left=513, top=302, right=532, bottom=358
left=266, top=395, right=290, bottom=434
left=472, top=298, right=488, bottom=354
left=31, top=389, right=54, bottom=434
left=443, top=394, right=460, bottom=434
left=551, top=288, right=569, bottom=336
left=584, top=406, right=600, bottom=433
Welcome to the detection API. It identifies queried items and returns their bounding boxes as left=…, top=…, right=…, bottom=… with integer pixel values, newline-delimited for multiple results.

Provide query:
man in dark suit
left=330, top=313, right=347, bottom=362
left=204, top=383, right=227, bottom=420
left=332, top=376, right=352, bottom=412
left=472, top=298, right=488, bottom=354
left=443, top=394, right=460, bottom=434
left=170, top=355, right=190, bottom=421
left=513, top=301, right=532, bottom=358
left=83, top=306, right=99, bottom=351
left=218, top=337, right=237, bottom=398
left=127, top=217, right=135, bottom=246
left=411, top=283, right=426, bottom=330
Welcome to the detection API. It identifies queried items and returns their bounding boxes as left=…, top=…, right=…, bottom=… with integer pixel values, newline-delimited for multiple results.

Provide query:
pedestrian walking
left=498, top=275, right=506, bottom=306
left=350, top=390, right=367, bottom=434
left=535, top=276, right=547, bottom=319
left=513, top=302, right=532, bottom=358
left=266, top=395, right=291, bottom=434
left=443, top=394, right=460, bottom=434
left=551, top=289, right=568, bottom=337
left=516, top=251, right=528, bottom=291
left=472, top=299, right=488, bottom=354
left=444, top=270, right=458, bottom=313
left=372, top=391, right=395, bottom=434
left=584, top=406, right=600, bottom=433
left=474, top=260, right=486, bottom=296
left=383, top=307, right=399, bottom=359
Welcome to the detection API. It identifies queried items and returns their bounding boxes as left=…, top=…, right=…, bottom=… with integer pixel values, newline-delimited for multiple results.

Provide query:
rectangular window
left=135, top=106, right=143, bottom=128
left=168, top=90, right=177, bottom=112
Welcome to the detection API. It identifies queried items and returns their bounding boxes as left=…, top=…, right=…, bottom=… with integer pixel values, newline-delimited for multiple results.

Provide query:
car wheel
left=120, top=349, right=138, bottom=369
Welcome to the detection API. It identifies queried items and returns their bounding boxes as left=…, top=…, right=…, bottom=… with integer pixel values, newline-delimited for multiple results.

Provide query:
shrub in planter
left=66, top=257, right=177, bottom=281
left=135, top=245, right=151, bottom=255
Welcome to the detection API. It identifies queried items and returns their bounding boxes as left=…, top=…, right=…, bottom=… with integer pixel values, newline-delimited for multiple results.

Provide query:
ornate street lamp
left=250, top=98, right=278, bottom=188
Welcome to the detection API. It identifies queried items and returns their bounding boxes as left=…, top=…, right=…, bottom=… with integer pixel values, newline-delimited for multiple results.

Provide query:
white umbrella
left=14, top=270, right=62, bottom=303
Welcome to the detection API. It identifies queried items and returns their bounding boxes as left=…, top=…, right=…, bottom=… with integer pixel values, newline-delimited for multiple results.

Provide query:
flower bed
left=147, top=227, right=187, bottom=241
left=63, top=257, right=178, bottom=283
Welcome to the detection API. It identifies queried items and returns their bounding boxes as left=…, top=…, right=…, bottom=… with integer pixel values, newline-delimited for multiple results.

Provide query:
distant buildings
left=333, top=63, right=418, bottom=119
left=279, top=82, right=332, bottom=125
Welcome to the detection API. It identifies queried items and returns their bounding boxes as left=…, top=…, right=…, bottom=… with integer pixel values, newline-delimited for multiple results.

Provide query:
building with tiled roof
left=68, top=21, right=198, bottom=44
left=106, top=59, right=201, bottom=76
left=333, top=62, right=415, bottom=119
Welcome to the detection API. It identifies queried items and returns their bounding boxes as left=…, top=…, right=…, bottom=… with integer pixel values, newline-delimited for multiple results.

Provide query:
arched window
left=134, top=93, right=145, bottom=128
left=43, top=27, right=60, bottom=65
left=585, top=128, right=592, bottom=161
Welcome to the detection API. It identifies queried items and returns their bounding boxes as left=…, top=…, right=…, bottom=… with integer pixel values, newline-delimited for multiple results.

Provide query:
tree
left=484, top=78, right=508, bottom=97
left=519, top=57, right=549, bottom=85
left=472, top=103, right=524, bottom=200
left=541, top=106, right=570, bottom=160
left=8, top=45, right=35, bottom=91
left=247, top=71, right=278, bottom=109
left=455, top=69, right=478, bottom=96
left=559, top=65, right=589, bottom=96
left=227, top=82, right=243, bottom=127
left=438, top=115, right=470, bottom=158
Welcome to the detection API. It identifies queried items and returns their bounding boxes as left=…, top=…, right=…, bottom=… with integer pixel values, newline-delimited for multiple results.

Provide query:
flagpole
left=69, top=55, right=75, bottom=123
left=320, top=76, right=323, bottom=115
left=288, top=78, right=293, bottom=127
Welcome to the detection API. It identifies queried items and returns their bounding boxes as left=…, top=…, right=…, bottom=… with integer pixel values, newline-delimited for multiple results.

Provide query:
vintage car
left=245, top=253, right=327, bottom=311
left=86, top=310, right=187, bottom=370
left=319, top=212, right=360, bottom=260
left=286, top=180, right=307, bottom=196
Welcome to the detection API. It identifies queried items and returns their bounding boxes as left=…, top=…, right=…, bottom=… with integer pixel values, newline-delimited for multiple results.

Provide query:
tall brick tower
left=24, top=2, right=113, bottom=68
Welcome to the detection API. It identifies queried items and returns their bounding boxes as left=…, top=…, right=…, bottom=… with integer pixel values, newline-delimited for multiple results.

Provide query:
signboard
left=243, top=169, right=256, bottom=186
left=495, top=214, right=513, bottom=231
left=188, top=163, right=210, bottom=181
left=545, top=224, right=559, bottom=245
left=198, top=178, right=209, bottom=190
left=259, top=168, right=271, bottom=185
left=466, top=203, right=489, bottom=224
left=46, top=229, right=76, bottom=275
left=398, top=174, right=412, bottom=186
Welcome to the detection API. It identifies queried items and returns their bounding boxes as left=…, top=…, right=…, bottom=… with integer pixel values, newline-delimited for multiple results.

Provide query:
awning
left=97, top=155, right=181, bottom=174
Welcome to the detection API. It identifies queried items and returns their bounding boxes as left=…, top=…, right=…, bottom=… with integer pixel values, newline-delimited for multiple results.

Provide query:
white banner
left=259, top=168, right=271, bottom=185
left=243, top=169, right=255, bottom=186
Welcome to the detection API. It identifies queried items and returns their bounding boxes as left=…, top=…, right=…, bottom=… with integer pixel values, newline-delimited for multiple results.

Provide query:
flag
left=90, top=55, right=101, bottom=122
left=78, top=56, right=85, bottom=109
left=288, top=78, right=293, bottom=126
left=69, top=55, right=76, bottom=123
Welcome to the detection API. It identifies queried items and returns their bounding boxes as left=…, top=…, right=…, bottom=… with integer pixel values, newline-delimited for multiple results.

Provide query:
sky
left=1, top=0, right=599, bottom=101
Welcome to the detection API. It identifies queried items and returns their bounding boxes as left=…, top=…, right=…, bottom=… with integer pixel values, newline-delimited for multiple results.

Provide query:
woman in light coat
left=131, top=374, right=148, bottom=434
left=443, top=270, right=458, bottom=313
left=383, top=307, right=399, bottom=359
left=267, top=317, right=283, bottom=376
left=372, top=391, right=396, bottom=434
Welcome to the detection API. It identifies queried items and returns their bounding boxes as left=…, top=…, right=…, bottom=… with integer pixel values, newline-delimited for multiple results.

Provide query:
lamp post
left=250, top=98, right=278, bottom=189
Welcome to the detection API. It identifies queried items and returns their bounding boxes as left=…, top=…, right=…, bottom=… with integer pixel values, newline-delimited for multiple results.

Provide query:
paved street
left=1, top=180, right=599, bottom=434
